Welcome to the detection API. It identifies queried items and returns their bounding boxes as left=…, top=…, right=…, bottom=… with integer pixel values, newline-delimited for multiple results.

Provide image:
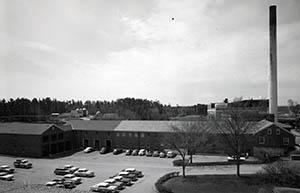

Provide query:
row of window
left=267, top=128, right=281, bottom=135
left=116, top=132, right=145, bottom=138
left=259, top=136, right=290, bottom=145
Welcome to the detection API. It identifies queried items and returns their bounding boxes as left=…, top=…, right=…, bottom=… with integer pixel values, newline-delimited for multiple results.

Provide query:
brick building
left=0, top=119, right=296, bottom=158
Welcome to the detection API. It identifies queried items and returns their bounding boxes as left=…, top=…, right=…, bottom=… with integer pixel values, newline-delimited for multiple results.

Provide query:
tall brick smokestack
left=269, top=5, right=278, bottom=122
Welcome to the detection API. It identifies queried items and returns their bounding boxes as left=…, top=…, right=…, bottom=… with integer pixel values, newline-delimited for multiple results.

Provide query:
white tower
left=269, top=5, right=278, bottom=122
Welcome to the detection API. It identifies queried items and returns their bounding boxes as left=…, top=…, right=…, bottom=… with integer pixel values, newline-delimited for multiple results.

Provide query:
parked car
left=227, top=156, right=246, bottom=162
left=166, top=151, right=177, bottom=158
left=112, top=175, right=123, bottom=182
left=125, top=149, right=132, bottom=156
left=100, top=147, right=110, bottom=154
left=138, top=149, right=146, bottom=156
left=54, top=167, right=71, bottom=175
left=63, top=165, right=79, bottom=173
left=83, top=147, right=94, bottom=153
left=113, top=148, right=123, bottom=155
left=146, top=150, right=153, bottom=157
left=74, top=168, right=95, bottom=177
left=106, top=185, right=119, bottom=193
left=52, top=178, right=65, bottom=185
left=63, top=174, right=75, bottom=179
left=90, top=182, right=109, bottom=192
left=120, top=177, right=133, bottom=186
left=45, top=181, right=57, bottom=186
left=70, top=177, right=82, bottom=185
left=0, top=173, right=14, bottom=181
left=124, top=168, right=144, bottom=178
left=63, top=180, right=76, bottom=189
left=152, top=151, right=159, bottom=157
left=111, top=181, right=125, bottom=190
left=132, top=149, right=139, bottom=156
left=105, top=178, right=116, bottom=184
left=159, top=152, right=166, bottom=158
left=0, top=165, right=14, bottom=174
left=14, top=159, right=32, bottom=169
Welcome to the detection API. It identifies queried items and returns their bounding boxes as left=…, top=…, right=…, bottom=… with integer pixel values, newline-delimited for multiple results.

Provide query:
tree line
left=0, top=97, right=207, bottom=122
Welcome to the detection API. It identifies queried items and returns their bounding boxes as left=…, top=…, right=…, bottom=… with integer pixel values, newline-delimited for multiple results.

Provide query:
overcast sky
left=0, top=0, right=299, bottom=105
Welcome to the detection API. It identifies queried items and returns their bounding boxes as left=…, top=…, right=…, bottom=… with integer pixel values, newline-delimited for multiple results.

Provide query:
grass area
left=163, top=174, right=274, bottom=193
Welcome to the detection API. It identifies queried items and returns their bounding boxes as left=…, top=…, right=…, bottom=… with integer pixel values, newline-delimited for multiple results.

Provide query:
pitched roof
left=57, top=124, right=73, bottom=132
left=68, top=120, right=121, bottom=131
left=114, top=121, right=176, bottom=132
left=0, top=122, right=55, bottom=135
left=251, top=119, right=294, bottom=135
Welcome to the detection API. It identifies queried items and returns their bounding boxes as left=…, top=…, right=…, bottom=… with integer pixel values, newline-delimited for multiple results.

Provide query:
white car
left=45, top=181, right=57, bottom=186
left=83, top=147, right=94, bottom=153
left=90, top=182, right=109, bottom=191
left=74, top=168, right=95, bottom=177
left=0, top=165, right=14, bottom=174
left=70, top=177, right=82, bottom=184
left=113, top=176, right=123, bottom=181
left=227, top=156, right=246, bottom=162
left=105, top=178, right=116, bottom=184
left=138, top=149, right=146, bottom=156
left=124, top=168, right=136, bottom=172
left=63, top=174, right=75, bottom=179
left=0, top=173, right=14, bottom=181
left=64, top=165, right=79, bottom=173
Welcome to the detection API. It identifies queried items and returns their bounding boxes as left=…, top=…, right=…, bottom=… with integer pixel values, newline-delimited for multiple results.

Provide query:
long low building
left=0, top=120, right=296, bottom=158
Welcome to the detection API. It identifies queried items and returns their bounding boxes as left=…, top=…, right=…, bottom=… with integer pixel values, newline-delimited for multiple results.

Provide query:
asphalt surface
left=0, top=152, right=264, bottom=193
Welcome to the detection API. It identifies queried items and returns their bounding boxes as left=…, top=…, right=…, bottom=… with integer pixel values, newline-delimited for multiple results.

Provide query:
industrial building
left=0, top=119, right=296, bottom=158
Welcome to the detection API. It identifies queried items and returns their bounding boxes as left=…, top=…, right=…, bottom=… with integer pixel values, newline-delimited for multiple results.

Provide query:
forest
left=0, top=97, right=207, bottom=122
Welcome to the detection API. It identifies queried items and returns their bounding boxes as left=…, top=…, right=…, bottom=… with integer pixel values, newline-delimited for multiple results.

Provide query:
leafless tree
left=212, top=111, right=253, bottom=177
left=164, top=121, right=211, bottom=178
left=287, top=99, right=300, bottom=118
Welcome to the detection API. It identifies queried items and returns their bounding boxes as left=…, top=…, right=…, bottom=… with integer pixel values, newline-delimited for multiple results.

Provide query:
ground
left=0, top=152, right=263, bottom=193
left=163, top=175, right=274, bottom=193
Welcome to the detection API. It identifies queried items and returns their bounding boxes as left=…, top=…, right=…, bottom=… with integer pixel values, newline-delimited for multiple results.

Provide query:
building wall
left=0, top=134, right=42, bottom=157
left=254, top=125, right=295, bottom=148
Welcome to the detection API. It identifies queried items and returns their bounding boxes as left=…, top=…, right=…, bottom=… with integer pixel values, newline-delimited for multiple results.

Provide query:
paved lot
left=0, top=152, right=264, bottom=193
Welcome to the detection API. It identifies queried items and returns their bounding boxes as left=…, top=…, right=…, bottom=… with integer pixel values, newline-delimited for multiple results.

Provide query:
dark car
left=152, top=151, right=159, bottom=157
left=125, top=149, right=132, bottom=156
left=113, top=148, right=123, bottom=155
left=14, top=159, right=32, bottom=169
left=132, top=149, right=139, bottom=156
left=146, top=150, right=152, bottom=157
left=63, top=180, right=76, bottom=189
left=99, top=147, right=110, bottom=154
left=54, top=168, right=71, bottom=175
left=120, top=177, right=133, bottom=186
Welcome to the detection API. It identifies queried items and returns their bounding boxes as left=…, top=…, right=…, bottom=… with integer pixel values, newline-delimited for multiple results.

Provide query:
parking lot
left=0, top=151, right=264, bottom=193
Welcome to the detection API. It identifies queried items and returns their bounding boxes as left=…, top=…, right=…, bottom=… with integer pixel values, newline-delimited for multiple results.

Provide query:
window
left=116, top=133, right=120, bottom=137
left=134, top=133, right=138, bottom=138
left=267, top=128, right=272, bottom=135
left=259, top=136, right=265, bottom=144
left=96, top=131, right=98, bottom=135
left=42, top=135, right=49, bottom=143
left=276, top=129, right=280, bottom=135
left=122, top=133, right=126, bottom=137
left=128, top=133, right=132, bottom=137
left=51, top=134, right=57, bottom=141
left=141, top=133, right=145, bottom=138
left=147, top=133, right=150, bottom=136
left=58, top=133, right=63, bottom=140
left=283, top=138, right=289, bottom=146
left=107, top=132, right=110, bottom=136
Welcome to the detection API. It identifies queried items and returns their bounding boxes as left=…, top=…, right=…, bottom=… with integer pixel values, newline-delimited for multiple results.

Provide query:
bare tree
left=287, top=99, right=300, bottom=118
left=164, top=121, right=211, bottom=178
left=212, top=111, right=253, bottom=177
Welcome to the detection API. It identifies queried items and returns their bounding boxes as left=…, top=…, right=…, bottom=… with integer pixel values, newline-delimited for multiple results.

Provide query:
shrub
left=259, top=161, right=300, bottom=188
left=155, top=172, right=180, bottom=193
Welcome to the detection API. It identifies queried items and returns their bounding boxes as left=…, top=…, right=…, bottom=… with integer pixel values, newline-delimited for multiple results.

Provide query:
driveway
left=0, top=152, right=263, bottom=193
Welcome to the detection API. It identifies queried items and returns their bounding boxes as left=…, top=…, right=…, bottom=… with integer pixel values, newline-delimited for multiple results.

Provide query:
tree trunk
left=190, top=154, right=193, bottom=164
left=182, top=165, right=186, bottom=178
left=236, top=161, right=240, bottom=177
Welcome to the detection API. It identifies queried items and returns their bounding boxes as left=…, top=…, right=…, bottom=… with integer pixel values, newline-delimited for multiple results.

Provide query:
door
left=83, top=139, right=89, bottom=148
left=105, top=139, right=112, bottom=149
left=95, top=140, right=100, bottom=150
